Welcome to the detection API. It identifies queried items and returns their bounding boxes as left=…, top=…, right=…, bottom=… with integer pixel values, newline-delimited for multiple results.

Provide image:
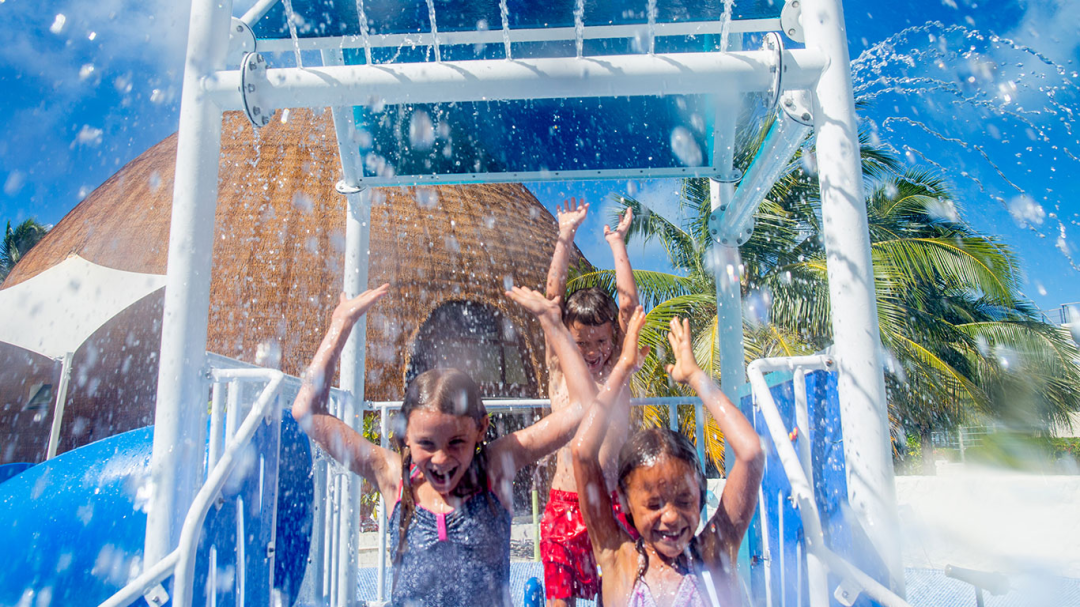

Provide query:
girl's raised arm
left=292, top=284, right=401, bottom=500
left=665, top=317, right=764, bottom=562
left=571, top=307, right=648, bottom=559
left=491, top=286, right=599, bottom=473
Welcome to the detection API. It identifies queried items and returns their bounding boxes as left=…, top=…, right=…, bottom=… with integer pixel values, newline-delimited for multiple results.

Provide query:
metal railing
left=99, top=368, right=285, bottom=607
left=747, top=355, right=912, bottom=607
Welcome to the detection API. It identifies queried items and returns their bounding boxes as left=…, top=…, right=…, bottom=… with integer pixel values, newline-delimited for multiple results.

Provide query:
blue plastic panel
left=253, top=0, right=785, bottom=40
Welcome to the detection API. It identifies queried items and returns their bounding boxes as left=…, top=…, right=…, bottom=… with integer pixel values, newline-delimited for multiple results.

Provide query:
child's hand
left=604, top=207, right=633, bottom=243
left=557, top=197, right=589, bottom=238
left=330, top=284, right=390, bottom=328
left=506, top=286, right=561, bottom=324
left=665, top=317, right=703, bottom=384
left=616, top=306, right=650, bottom=373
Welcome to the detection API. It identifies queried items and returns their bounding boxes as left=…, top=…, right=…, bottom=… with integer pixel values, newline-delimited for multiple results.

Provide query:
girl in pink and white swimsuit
left=570, top=316, right=765, bottom=607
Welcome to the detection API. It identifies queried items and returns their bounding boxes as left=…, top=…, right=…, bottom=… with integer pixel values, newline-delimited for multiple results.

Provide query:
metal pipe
left=802, top=0, right=904, bottom=593
left=46, top=351, right=74, bottom=460
left=240, top=0, right=280, bottom=26
left=376, top=403, right=390, bottom=603
left=323, top=46, right=370, bottom=607
left=208, top=381, right=224, bottom=470
left=253, top=19, right=785, bottom=53
left=204, top=50, right=828, bottom=111
left=97, top=552, right=180, bottom=607
left=792, top=368, right=828, bottom=607
left=145, top=0, right=233, bottom=567
left=721, top=113, right=812, bottom=244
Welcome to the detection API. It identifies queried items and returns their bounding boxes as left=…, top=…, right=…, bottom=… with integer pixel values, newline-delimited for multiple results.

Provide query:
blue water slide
left=0, top=415, right=313, bottom=607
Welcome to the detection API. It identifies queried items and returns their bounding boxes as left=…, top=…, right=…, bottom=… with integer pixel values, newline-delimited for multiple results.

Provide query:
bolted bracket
left=780, top=89, right=815, bottom=126
left=143, top=584, right=169, bottom=606
left=833, top=577, right=863, bottom=607
left=240, top=52, right=275, bottom=128
left=762, top=32, right=785, bottom=115
left=707, top=205, right=755, bottom=247
left=335, top=180, right=365, bottom=195
left=780, top=0, right=805, bottom=44
left=228, top=18, right=257, bottom=65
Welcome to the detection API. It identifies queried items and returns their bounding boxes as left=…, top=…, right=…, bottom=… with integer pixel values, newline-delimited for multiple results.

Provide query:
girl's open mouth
left=428, top=466, right=458, bottom=488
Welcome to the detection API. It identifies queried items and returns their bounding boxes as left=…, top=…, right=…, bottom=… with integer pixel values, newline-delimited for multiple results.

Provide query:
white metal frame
left=748, top=356, right=910, bottom=607
left=103, top=369, right=285, bottom=607
left=144, top=0, right=904, bottom=604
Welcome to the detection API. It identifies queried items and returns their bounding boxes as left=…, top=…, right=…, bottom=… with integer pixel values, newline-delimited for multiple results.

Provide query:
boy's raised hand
left=331, top=284, right=390, bottom=327
left=665, top=317, right=702, bottom=384
left=506, top=286, right=562, bottom=324
left=604, top=207, right=634, bottom=243
left=557, top=197, right=589, bottom=237
left=616, top=305, right=650, bottom=374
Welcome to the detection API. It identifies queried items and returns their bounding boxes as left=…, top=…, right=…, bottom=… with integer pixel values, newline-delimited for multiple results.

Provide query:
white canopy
left=0, top=254, right=166, bottom=359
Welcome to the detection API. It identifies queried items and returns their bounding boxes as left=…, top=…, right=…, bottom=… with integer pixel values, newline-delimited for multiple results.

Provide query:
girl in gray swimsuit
left=292, top=284, right=605, bottom=606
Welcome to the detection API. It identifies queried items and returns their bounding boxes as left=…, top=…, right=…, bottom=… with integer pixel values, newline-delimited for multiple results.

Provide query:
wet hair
left=391, top=368, right=492, bottom=571
left=563, top=287, right=619, bottom=329
left=616, top=428, right=708, bottom=585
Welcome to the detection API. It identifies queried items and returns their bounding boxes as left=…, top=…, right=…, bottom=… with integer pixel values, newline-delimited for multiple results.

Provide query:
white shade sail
left=0, top=255, right=166, bottom=359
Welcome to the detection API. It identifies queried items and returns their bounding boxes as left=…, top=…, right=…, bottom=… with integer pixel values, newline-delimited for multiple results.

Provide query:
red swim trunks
left=540, top=489, right=638, bottom=601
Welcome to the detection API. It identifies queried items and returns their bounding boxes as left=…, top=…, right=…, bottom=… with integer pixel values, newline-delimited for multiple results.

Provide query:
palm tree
left=0, top=218, right=49, bottom=284
left=569, top=138, right=1080, bottom=473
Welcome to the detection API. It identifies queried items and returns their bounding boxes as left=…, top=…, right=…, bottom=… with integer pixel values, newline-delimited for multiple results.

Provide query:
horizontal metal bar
left=204, top=49, right=827, bottom=111
left=254, top=19, right=784, bottom=53
left=366, top=396, right=703, bottom=411
left=352, top=166, right=726, bottom=187
left=747, top=354, right=833, bottom=375
left=210, top=367, right=286, bottom=381
left=240, top=0, right=279, bottom=26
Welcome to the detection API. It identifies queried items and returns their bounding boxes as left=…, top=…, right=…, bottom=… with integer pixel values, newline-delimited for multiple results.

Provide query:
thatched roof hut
left=2, top=109, right=587, bottom=462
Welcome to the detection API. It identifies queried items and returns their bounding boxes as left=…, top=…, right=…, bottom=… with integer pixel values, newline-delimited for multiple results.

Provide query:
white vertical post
left=324, top=47, right=373, bottom=607
left=802, top=0, right=904, bottom=592
left=376, top=404, right=390, bottom=604
left=145, top=0, right=233, bottom=568
left=710, top=182, right=746, bottom=476
left=793, top=368, right=829, bottom=607
left=45, top=351, right=74, bottom=460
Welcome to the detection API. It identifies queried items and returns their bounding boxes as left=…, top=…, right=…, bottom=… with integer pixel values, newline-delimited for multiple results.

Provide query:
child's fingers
left=665, top=363, right=674, bottom=375
left=666, top=329, right=680, bottom=356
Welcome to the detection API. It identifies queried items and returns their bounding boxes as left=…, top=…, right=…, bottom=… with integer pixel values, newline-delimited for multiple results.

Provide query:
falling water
left=499, top=0, right=512, bottom=59
left=719, top=0, right=734, bottom=53
left=426, top=0, right=442, bottom=62
left=646, top=0, right=657, bottom=55
left=281, top=0, right=304, bottom=68
left=573, top=0, right=585, bottom=58
left=850, top=21, right=1080, bottom=270
left=355, top=0, right=373, bottom=65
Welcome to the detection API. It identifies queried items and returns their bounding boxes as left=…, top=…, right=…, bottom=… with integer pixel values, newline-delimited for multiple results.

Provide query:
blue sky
left=1, top=0, right=1077, bottom=315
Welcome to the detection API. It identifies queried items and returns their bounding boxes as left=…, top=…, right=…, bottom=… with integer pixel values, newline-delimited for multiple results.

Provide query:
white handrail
left=99, top=370, right=285, bottom=607
left=746, top=356, right=912, bottom=607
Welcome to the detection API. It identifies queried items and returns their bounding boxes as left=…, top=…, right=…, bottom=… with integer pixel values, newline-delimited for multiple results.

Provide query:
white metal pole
left=144, top=0, right=233, bottom=569
left=323, top=47, right=372, bottom=607
left=801, top=0, right=904, bottom=593
left=45, top=351, right=74, bottom=460
left=710, top=184, right=746, bottom=476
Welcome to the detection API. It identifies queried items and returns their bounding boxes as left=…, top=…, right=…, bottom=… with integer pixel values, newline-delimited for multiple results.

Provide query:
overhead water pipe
left=801, top=0, right=905, bottom=594
left=253, top=19, right=785, bottom=54
left=240, top=0, right=280, bottom=27
left=205, top=50, right=828, bottom=113
left=145, top=0, right=233, bottom=571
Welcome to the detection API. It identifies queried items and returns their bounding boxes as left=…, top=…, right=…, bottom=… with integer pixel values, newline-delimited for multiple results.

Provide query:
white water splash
left=426, top=0, right=441, bottom=62
left=499, top=0, right=512, bottom=59
left=281, top=0, right=304, bottom=68
left=355, top=0, right=372, bottom=65
left=573, top=0, right=585, bottom=58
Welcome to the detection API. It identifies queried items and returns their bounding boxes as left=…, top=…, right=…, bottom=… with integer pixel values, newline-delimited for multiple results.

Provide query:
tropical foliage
left=0, top=218, right=49, bottom=284
left=569, top=130, right=1080, bottom=473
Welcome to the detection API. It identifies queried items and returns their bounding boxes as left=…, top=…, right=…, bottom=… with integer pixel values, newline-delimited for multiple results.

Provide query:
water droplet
left=670, top=127, right=703, bottom=167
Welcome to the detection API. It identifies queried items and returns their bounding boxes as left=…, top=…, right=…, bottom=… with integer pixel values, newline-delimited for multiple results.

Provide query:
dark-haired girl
left=571, top=317, right=765, bottom=607
left=292, top=284, right=602, bottom=607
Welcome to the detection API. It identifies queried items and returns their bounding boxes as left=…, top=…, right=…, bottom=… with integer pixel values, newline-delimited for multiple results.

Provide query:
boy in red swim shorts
left=540, top=197, right=639, bottom=606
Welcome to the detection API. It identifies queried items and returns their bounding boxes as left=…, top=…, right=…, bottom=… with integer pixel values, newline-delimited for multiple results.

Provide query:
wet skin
left=568, top=320, right=615, bottom=376
left=623, top=456, right=702, bottom=559
left=405, top=408, right=488, bottom=498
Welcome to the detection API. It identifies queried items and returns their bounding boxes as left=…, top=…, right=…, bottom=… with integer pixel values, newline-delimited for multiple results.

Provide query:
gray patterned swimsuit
left=388, top=488, right=512, bottom=607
